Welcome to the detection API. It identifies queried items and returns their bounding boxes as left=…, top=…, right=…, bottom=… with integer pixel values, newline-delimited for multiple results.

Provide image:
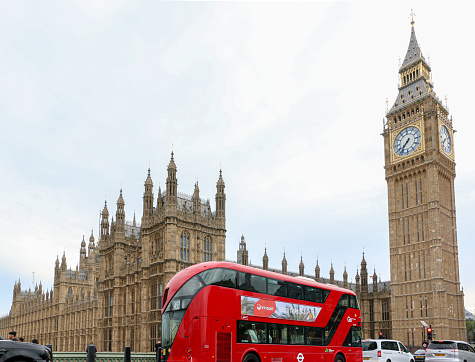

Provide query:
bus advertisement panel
left=161, top=262, right=362, bottom=362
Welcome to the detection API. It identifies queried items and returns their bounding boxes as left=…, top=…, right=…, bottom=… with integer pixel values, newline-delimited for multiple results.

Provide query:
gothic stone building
left=0, top=153, right=226, bottom=352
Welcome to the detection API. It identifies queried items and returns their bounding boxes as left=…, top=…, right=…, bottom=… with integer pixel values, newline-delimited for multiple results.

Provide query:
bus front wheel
left=243, top=352, right=260, bottom=362
left=335, top=353, right=346, bottom=362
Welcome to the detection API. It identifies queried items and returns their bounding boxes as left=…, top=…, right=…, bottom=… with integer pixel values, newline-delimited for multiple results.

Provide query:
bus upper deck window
left=337, top=295, right=349, bottom=307
left=349, top=295, right=358, bottom=309
left=268, top=278, right=287, bottom=297
left=288, top=283, right=303, bottom=300
left=238, top=272, right=266, bottom=294
left=200, top=268, right=237, bottom=288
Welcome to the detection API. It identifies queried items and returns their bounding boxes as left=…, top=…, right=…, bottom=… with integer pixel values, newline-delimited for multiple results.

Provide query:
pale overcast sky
left=1, top=1, right=474, bottom=316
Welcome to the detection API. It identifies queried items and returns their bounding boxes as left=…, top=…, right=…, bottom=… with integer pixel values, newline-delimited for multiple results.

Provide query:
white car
left=425, top=340, right=475, bottom=362
left=362, top=339, right=414, bottom=362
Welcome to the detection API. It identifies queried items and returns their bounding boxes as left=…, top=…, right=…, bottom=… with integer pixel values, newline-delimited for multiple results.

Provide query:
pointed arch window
left=180, top=231, right=190, bottom=262
left=204, top=236, right=213, bottom=262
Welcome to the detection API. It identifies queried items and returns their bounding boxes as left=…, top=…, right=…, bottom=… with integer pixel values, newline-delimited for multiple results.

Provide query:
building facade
left=0, top=153, right=226, bottom=352
left=383, top=21, right=466, bottom=344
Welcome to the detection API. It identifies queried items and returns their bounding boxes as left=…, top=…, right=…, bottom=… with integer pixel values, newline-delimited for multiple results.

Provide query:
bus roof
left=163, top=261, right=356, bottom=311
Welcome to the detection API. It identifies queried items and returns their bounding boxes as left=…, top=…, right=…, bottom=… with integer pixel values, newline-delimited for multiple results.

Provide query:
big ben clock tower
left=383, top=18, right=466, bottom=345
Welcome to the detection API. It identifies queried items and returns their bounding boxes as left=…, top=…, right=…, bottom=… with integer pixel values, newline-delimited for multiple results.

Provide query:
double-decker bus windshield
left=162, top=268, right=240, bottom=348
left=162, top=274, right=206, bottom=348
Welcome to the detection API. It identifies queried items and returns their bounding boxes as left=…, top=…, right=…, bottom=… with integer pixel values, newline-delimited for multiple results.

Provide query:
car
left=425, top=340, right=475, bottom=362
left=0, top=335, right=52, bottom=362
left=362, top=339, right=414, bottom=362
left=413, top=349, right=426, bottom=362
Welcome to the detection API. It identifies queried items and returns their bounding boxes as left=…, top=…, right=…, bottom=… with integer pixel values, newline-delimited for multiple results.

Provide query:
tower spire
left=166, top=151, right=178, bottom=212
left=143, top=167, right=154, bottom=219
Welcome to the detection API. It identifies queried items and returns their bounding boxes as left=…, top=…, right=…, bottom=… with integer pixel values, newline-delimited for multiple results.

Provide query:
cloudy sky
left=1, top=1, right=474, bottom=316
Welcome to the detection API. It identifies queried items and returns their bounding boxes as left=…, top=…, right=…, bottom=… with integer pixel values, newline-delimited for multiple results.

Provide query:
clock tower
left=383, top=19, right=466, bottom=345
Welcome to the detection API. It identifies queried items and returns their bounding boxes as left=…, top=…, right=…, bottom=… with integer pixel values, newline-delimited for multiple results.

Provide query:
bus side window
left=237, top=321, right=259, bottom=343
left=268, top=323, right=287, bottom=344
left=288, top=283, right=303, bottom=300
left=238, top=272, right=266, bottom=294
left=268, top=278, right=287, bottom=297
left=304, top=286, right=325, bottom=303
left=288, top=325, right=304, bottom=345
left=250, top=274, right=266, bottom=294
left=305, top=326, right=323, bottom=346
left=238, top=272, right=254, bottom=292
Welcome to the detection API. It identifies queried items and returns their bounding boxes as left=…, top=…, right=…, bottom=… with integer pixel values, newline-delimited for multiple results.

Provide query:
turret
left=215, top=169, right=226, bottom=224
left=143, top=168, right=154, bottom=218
left=80, top=235, right=86, bottom=269
left=192, top=182, right=200, bottom=215
left=299, top=254, right=304, bottom=276
left=61, top=252, right=67, bottom=272
left=157, top=185, right=163, bottom=212
left=281, top=250, right=287, bottom=275
left=263, top=245, right=269, bottom=270
left=166, top=151, right=178, bottom=212
left=116, top=189, right=125, bottom=233
left=88, top=230, right=95, bottom=255
left=360, top=252, right=368, bottom=292
left=237, top=233, right=247, bottom=265
left=373, top=268, right=378, bottom=290
left=315, top=257, right=321, bottom=282
left=329, top=263, right=335, bottom=285
left=101, top=200, right=110, bottom=241
left=343, top=265, right=348, bottom=289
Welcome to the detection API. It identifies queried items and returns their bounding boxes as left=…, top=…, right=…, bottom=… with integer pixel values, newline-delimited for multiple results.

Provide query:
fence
left=52, top=352, right=156, bottom=362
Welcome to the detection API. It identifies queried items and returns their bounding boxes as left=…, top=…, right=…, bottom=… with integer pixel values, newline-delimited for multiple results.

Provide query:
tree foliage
left=466, top=320, right=475, bottom=343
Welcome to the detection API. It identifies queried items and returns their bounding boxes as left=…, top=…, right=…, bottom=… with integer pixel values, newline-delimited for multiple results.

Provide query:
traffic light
left=379, top=332, right=383, bottom=339
left=427, top=327, right=433, bottom=340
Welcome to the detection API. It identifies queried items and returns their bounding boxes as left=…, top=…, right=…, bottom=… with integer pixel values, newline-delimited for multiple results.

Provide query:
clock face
left=394, top=126, right=422, bottom=156
left=440, top=125, right=451, bottom=154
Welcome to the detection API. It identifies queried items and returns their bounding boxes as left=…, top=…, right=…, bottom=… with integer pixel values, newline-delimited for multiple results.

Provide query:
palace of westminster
left=0, top=21, right=467, bottom=352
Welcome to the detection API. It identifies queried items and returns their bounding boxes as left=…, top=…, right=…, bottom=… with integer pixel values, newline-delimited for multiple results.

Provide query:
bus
left=161, top=261, right=362, bottom=362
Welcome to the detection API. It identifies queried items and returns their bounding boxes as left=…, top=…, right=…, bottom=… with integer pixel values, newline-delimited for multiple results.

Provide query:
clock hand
left=403, top=138, right=410, bottom=149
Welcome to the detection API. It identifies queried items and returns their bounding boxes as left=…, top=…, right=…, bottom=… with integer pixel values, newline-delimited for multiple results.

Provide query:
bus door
left=184, top=316, right=213, bottom=361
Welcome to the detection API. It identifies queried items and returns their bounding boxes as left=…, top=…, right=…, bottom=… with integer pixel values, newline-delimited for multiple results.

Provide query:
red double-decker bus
left=161, top=261, right=362, bottom=362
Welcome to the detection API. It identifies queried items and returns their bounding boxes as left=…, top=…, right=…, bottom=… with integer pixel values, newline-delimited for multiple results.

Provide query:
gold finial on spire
left=410, top=8, right=416, bottom=27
